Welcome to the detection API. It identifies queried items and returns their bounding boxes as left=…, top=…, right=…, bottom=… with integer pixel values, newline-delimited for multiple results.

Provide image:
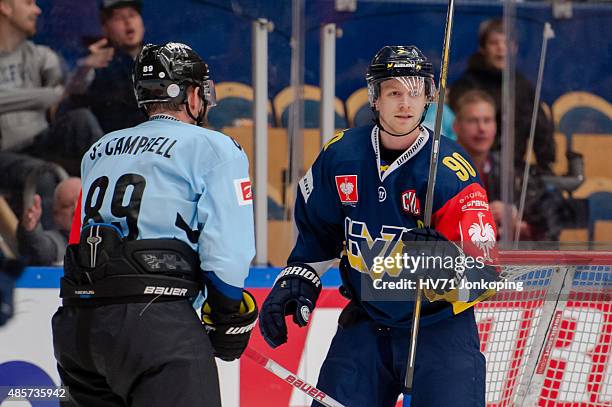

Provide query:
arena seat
left=207, top=82, right=273, bottom=129
left=551, top=92, right=612, bottom=198
left=559, top=228, right=588, bottom=243
left=267, top=220, right=294, bottom=266
left=345, top=87, right=371, bottom=127
left=222, top=126, right=320, bottom=210
left=594, top=221, right=612, bottom=243
left=552, top=92, right=612, bottom=142
left=587, top=191, right=612, bottom=244
left=273, top=85, right=347, bottom=130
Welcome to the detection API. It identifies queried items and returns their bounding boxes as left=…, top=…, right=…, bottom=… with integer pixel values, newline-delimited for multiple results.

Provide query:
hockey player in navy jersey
left=51, top=42, right=257, bottom=406
left=259, top=45, right=498, bottom=406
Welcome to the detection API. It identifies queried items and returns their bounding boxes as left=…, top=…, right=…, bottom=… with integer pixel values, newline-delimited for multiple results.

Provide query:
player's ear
left=0, top=1, right=13, bottom=17
left=186, top=86, right=200, bottom=113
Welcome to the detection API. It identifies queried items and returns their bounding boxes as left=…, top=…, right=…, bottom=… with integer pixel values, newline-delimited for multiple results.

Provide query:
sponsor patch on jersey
left=335, top=175, right=358, bottom=204
left=234, top=178, right=253, bottom=206
left=299, top=168, right=314, bottom=203
left=401, top=189, right=421, bottom=216
left=459, top=189, right=489, bottom=212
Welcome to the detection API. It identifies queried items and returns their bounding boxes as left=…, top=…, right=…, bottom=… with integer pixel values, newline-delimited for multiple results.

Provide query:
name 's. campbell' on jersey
left=70, top=116, right=255, bottom=299
left=290, top=125, right=498, bottom=328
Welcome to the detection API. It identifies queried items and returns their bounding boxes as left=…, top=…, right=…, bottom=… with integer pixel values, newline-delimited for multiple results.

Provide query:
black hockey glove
left=201, top=287, right=258, bottom=361
left=259, top=263, right=322, bottom=348
left=402, top=227, right=464, bottom=295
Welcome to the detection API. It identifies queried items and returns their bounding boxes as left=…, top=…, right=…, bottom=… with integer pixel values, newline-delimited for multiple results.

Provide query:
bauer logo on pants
left=335, top=175, right=358, bottom=204
left=234, top=178, right=253, bottom=206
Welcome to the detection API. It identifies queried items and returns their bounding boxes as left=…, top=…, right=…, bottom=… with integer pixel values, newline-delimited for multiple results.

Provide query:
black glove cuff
left=402, top=227, right=448, bottom=242
left=209, top=289, right=258, bottom=329
left=205, top=283, right=242, bottom=317
left=275, top=263, right=322, bottom=295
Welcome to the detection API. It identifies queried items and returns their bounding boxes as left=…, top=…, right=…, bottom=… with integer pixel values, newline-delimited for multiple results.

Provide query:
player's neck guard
left=149, top=114, right=180, bottom=122
left=371, top=126, right=430, bottom=182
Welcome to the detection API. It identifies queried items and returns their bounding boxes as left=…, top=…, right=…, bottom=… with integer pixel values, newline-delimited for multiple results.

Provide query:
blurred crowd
left=0, top=0, right=147, bottom=326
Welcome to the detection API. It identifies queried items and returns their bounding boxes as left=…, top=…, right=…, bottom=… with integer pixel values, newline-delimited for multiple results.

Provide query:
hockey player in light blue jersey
left=52, top=42, right=257, bottom=407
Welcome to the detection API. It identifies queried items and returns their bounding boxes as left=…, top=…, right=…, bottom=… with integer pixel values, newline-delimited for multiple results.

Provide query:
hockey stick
left=243, top=347, right=346, bottom=407
left=402, top=0, right=456, bottom=405
left=514, top=22, right=555, bottom=247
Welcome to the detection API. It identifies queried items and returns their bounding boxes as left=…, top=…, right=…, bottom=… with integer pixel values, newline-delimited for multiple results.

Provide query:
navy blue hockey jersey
left=289, top=125, right=498, bottom=328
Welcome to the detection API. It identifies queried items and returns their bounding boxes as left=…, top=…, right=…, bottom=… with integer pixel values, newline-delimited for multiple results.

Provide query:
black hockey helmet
left=133, top=42, right=216, bottom=111
left=366, top=45, right=436, bottom=106
left=366, top=45, right=434, bottom=82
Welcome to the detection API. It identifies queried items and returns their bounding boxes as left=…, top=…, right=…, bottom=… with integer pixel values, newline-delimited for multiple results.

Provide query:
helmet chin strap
left=185, top=98, right=208, bottom=127
left=374, top=104, right=430, bottom=138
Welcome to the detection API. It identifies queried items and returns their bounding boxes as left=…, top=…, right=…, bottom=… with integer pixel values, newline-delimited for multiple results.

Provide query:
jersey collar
left=149, top=114, right=180, bottom=122
left=371, top=125, right=429, bottom=182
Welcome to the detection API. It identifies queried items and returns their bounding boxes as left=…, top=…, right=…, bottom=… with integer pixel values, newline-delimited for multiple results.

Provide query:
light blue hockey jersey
left=79, top=115, right=255, bottom=299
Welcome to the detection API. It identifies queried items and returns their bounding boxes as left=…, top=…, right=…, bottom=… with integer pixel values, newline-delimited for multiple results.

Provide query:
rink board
left=0, top=267, right=610, bottom=406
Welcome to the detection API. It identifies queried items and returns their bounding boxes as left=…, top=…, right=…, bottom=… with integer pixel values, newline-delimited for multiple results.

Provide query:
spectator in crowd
left=453, top=90, right=564, bottom=241
left=448, top=18, right=556, bottom=174
left=17, top=177, right=80, bottom=266
left=0, top=0, right=102, bottom=220
left=68, top=0, right=146, bottom=134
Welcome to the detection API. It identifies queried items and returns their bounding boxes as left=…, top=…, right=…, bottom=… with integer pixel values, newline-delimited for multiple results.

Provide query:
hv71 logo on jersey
left=401, top=189, right=421, bottom=216
left=335, top=175, right=358, bottom=204
left=234, top=178, right=253, bottom=206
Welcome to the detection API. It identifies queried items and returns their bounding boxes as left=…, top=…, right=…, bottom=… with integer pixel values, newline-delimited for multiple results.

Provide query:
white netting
left=475, top=251, right=612, bottom=407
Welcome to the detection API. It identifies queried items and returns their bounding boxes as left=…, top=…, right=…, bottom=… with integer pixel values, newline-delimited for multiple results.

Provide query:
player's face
left=375, top=78, right=427, bottom=135
left=454, top=101, right=496, bottom=156
left=103, top=6, right=144, bottom=53
left=481, top=31, right=507, bottom=71
left=1, top=0, right=41, bottom=37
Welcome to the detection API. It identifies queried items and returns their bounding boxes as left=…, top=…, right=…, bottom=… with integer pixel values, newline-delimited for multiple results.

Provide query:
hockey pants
left=52, top=299, right=221, bottom=407
left=313, top=306, right=486, bottom=407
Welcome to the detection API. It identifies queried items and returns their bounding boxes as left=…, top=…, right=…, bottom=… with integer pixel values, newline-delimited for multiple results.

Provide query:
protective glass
left=202, top=79, right=217, bottom=107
